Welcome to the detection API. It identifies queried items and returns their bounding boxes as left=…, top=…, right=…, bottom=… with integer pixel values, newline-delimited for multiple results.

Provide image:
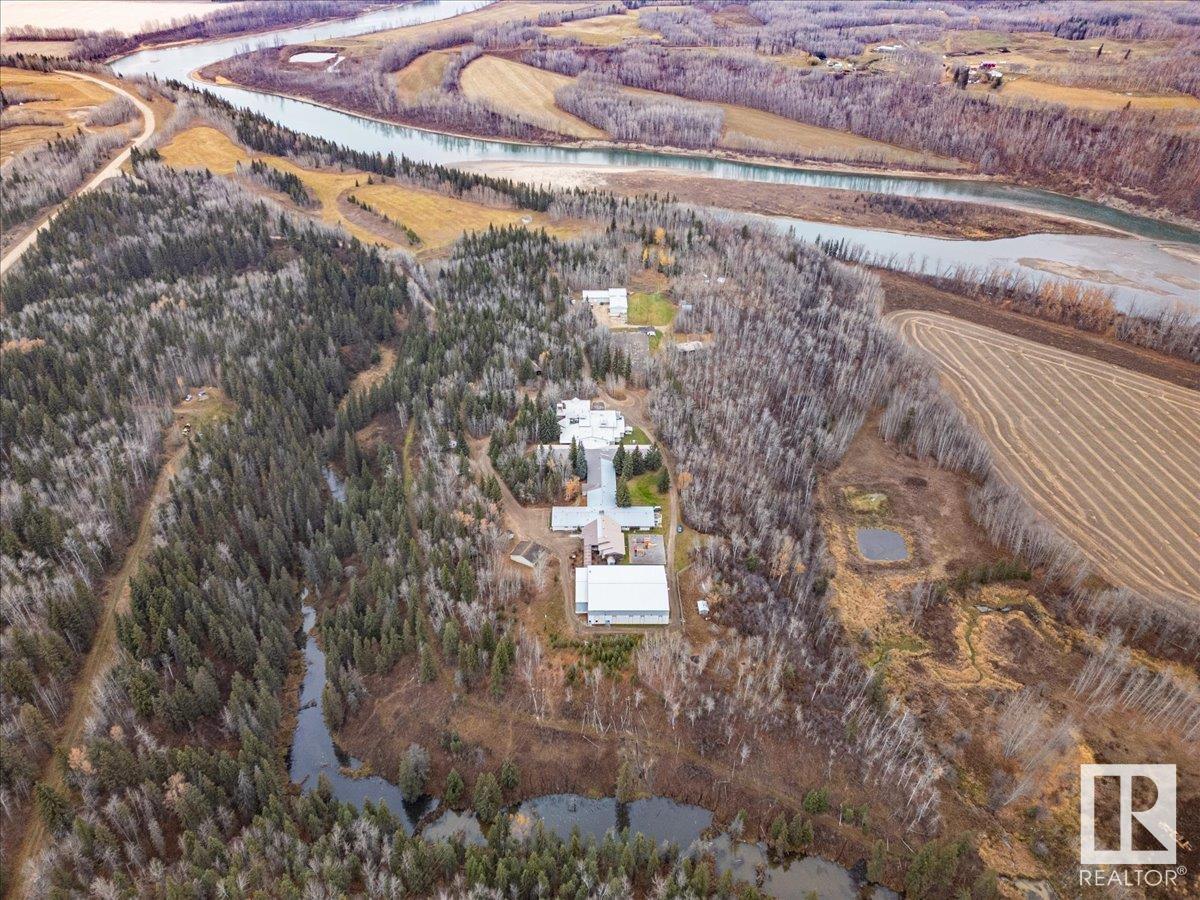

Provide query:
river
left=110, top=0, right=1199, bottom=315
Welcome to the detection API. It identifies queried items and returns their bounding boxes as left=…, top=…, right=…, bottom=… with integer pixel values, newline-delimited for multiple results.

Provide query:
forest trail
left=9, top=413, right=193, bottom=896
left=0, top=72, right=155, bottom=279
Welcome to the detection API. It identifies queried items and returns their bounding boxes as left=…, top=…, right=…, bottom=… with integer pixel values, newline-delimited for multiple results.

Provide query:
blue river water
left=111, top=1, right=1200, bottom=313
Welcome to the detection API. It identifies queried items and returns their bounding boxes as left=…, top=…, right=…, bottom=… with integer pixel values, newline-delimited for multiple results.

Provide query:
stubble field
left=888, top=310, right=1200, bottom=609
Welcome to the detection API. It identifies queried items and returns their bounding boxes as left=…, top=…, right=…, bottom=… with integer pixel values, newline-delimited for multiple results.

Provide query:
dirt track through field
left=887, top=310, right=1200, bottom=608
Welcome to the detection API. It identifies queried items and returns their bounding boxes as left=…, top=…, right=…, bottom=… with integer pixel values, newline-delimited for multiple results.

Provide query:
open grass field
left=454, top=55, right=961, bottom=167
left=540, top=11, right=660, bottom=46
left=353, top=180, right=584, bottom=252
left=984, top=77, right=1200, bottom=112
left=0, top=66, right=120, bottom=159
left=392, top=48, right=455, bottom=100
left=627, top=290, right=676, bottom=327
left=888, top=310, right=1200, bottom=609
left=713, top=100, right=964, bottom=169
left=159, top=126, right=587, bottom=255
left=459, top=56, right=606, bottom=139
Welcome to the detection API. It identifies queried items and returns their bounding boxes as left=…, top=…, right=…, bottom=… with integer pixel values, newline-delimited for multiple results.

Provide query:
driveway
left=1, top=71, right=156, bottom=278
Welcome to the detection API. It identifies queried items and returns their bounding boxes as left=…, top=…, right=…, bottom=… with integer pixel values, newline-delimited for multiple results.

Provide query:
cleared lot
left=888, top=310, right=1200, bottom=608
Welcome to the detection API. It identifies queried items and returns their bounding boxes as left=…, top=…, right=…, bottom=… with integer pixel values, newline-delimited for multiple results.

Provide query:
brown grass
left=460, top=55, right=606, bottom=139
left=540, top=11, right=660, bottom=46
left=158, top=125, right=590, bottom=256
left=341, top=345, right=397, bottom=410
left=714, top=101, right=964, bottom=169
left=392, top=48, right=455, bottom=100
left=889, top=310, right=1200, bottom=609
left=0, top=66, right=119, bottom=159
left=353, top=181, right=588, bottom=253
left=987, top=76, right=1200, bottom=111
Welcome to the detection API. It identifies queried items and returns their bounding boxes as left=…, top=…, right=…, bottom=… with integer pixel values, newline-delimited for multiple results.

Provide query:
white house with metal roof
left=556, top=398, right=630, bottom=449
left=575, top=564, right=669, bottom=625
left=551, top=454, right=658, bottom=531
left=582, top=287, right=628, bottom=319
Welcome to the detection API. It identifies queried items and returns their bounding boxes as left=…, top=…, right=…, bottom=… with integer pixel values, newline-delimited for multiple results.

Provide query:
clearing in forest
left=456, top=55, right=961, bottom=168
left=627, top=291, right=676, bottom=327
left=888, top=310, right=1200, bottom=609
left=351, top=181, right=585, bottom=252
left=0, top=66, right=120, bottom=159
left=392, top=49, right=456, bottom=100
left=984, top=77, right=1200, bottom=112
left=713, top=101, right=963, bottom=169
left=459, top=56, right=606, bottom=139
left=158, top=126, right=585, bottom=255
left=539, top=11, right=661, bottom=46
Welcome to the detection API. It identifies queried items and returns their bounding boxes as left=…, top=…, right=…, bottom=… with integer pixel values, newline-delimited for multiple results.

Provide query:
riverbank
left=196, top=63, right=1200, bottom=238
left=461, top=161, right=1112, bottom=241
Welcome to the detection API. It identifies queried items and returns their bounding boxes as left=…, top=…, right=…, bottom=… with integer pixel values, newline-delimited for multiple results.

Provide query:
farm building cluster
left=543, top=396, right=671, bottom=627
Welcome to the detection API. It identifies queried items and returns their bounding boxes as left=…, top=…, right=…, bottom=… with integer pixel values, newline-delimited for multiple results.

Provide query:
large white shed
left=575, top=565, right=669, bottom=626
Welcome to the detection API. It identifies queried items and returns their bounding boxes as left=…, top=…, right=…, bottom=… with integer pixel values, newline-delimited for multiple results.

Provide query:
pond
left=289, top=51, right=339, bottom=64
left=290, top=606, right=435, bottom=833
left=856, top=527, right=909, bottom=562
left=290, top=604, right=886, bottom=896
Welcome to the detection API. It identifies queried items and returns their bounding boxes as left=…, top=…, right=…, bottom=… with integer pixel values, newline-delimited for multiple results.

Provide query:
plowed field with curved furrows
left=888, top=310, right=1200, bottom=608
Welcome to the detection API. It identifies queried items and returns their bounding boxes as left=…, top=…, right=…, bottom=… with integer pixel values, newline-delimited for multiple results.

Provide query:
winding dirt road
left=0, top=72, right=155, bottom=278
left=888, top=309, right=1200, bottom=609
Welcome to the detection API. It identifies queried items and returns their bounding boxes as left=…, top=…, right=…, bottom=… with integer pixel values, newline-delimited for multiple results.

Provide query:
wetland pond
left=291, top=605, right=889, bottom=897
left=856, top=528, right=909, bottom=562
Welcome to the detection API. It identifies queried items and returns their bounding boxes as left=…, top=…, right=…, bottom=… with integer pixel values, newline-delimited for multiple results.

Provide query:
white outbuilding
left=575, top=565, right=670, bottom=626
left=582, top=287, right=629, bottom=319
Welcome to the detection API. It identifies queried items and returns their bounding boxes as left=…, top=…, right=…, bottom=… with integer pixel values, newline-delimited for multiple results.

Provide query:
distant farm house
left=582, top=287, right=629, bottom=319
left=575, top=565, right=670, bottom=626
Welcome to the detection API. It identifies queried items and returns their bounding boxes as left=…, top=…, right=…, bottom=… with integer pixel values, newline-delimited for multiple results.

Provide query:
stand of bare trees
left=556, top=76, right=724, bottom=148
left=0, top=124, right=135, bottom=250
left=524, top=44, right=1200, bottom=215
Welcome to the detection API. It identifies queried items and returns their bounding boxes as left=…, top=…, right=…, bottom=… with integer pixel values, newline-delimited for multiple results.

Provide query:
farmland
left=457, top=53, right=958, bottom=167
left=888, top=310, right=1200, bottom=609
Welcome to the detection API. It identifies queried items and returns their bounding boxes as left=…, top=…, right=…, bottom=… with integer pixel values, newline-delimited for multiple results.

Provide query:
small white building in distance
left=583, top=287, right=629, bottom=319
left=575, top=565, right=669, bottom=626
left=556, top=398, right=630, bottom=449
